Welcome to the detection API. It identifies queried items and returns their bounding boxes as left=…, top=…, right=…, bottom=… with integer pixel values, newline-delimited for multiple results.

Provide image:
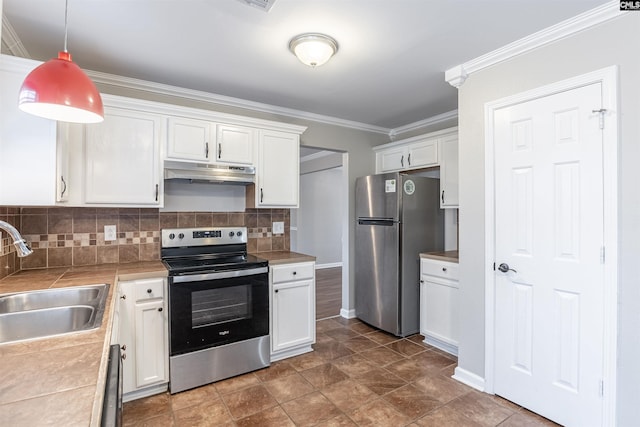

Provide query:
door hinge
left=600, top=246, right=605, bottom=264
left=592, top=109, right=607, bottom=130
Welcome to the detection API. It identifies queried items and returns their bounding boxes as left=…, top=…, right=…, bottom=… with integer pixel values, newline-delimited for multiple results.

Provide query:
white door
left=493, top=83, right=604, bottom=426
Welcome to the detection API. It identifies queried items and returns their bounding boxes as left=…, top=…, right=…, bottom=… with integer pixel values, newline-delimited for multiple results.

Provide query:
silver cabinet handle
left=441, top=190, right=445, bottom=204
left=218, top=144, right=222, bottom=159
left=408, top=153, right=411, bottom=166
left=155, top=184, right=159, bottom=202
left=205, top=142, right=209, bottom=158
left=60, top=176, right=67, bottom=198
left=401, top=155, right=404, bottom=168
left=260, top=188, right=264, bottom=203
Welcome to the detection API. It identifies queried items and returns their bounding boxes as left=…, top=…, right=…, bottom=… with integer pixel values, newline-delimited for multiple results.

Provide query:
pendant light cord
left=63, top=0, right=69, bottom=53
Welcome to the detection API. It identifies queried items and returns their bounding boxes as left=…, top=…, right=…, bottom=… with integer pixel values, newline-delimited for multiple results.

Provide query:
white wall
left=294, top=166, right=343, bottom=267
left=456, top=12, right=640, bottom=424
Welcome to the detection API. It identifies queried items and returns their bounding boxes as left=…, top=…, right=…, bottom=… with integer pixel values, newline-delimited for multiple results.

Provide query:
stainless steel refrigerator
left=355, top=172, right=444, bottom=336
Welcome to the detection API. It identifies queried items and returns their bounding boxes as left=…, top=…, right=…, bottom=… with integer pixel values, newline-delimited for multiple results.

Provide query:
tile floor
left=123, top=317, right=558, bottom=426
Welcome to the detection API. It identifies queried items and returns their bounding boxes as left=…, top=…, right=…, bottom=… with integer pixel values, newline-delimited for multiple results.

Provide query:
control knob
left=169, top=233, right=175, bottom=240
left=237, top=231, right=243, bottom=237
left=178, top=233, right=185, bottom=239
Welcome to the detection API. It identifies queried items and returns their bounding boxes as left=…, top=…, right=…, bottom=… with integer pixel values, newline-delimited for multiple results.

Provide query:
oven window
left=191, top=285, right=253, bottom=328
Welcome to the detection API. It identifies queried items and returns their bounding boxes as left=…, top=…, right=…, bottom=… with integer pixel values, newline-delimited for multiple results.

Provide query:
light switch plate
left=104, top=225, right=117, bottom=241
left=272, top=221, right=284, bottom=235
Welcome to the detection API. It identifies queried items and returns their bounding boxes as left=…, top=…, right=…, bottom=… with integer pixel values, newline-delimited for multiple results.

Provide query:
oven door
left=169, top=266, right=269, bottom=356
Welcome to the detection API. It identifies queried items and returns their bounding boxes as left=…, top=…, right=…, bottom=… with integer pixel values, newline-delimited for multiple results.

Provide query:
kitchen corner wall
left=0, top=206, right=289, bottom=276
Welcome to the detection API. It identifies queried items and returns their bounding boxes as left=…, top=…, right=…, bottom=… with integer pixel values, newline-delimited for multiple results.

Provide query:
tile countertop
left=420, top=250, right=459, bottom=263
left=254, top=250, right=316, bottom=264
left=0, top=261, right=167, bottom=427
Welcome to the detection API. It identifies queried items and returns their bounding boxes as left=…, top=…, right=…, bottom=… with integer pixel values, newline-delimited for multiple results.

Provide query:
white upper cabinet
left=408, top=138, right=438, bottom=169
left=0, top=55, right=58, bottom=205
left=439, top=132, right=459, bottom=208
left=216, top=124, right=255, bottom=165
left=166, top=116, right=213, bottom=162
left=84, top=103, right=163, bottom=205
left=166, top=118, right=255, bottom=166
left=375, top=135, right=439, bottom=173
left=252, top=130, right=299, bottom=208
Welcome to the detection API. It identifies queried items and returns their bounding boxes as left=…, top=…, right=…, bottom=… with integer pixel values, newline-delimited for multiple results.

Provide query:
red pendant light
left=18, top=0, right=104, bottom=123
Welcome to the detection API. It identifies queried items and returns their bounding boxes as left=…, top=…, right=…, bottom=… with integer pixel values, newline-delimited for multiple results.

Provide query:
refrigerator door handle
left=358, top=218, right=398, bottom=226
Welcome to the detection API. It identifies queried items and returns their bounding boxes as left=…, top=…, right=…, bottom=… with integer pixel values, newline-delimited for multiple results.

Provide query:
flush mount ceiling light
left=289, top=33, right=338, bottom=68
left=18, top=0, right=104, bottom=123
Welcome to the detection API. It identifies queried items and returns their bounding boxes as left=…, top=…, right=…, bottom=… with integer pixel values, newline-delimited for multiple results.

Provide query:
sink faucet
left=0, top=220, right=33, bottom=257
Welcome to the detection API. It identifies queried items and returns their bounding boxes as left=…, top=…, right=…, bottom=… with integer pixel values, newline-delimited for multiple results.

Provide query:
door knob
left=498, top=263, right=517, bottom=273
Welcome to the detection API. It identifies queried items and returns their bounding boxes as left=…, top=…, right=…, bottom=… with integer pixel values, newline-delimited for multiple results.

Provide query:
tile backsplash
left=0, top=206, right=290, bottom=277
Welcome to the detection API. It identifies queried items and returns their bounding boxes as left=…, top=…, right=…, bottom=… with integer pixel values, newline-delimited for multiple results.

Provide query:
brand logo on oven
left=219, top=330, right=230, bottom=336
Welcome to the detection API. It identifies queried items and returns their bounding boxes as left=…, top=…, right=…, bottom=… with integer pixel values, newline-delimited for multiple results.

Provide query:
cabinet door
left=134, top=298, right=167, bottom=388
left=376, top=147, right=408, bottom=173
left=216, top=124, right=255, bottom=165
left=408, top=138, right=438, bottom=169
left=166, top=116, right=212, bottom=162
left=117, top=282, right=136, bottom=394
left=85, top=107, right=162, bottom=205
left=420, top=278, right=458, bottom=346
left=439, top=134, right=459, bottom=208
left=0, top=58, right=57, bottom=205
left=272, top=279, right=315, bottom=352
left=256, top=130, right=299, bottom=207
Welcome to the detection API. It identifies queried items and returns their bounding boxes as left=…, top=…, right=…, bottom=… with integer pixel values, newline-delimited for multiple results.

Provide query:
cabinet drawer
left=134, top=278, right=165, bottom=301
left=420, top=259, right=459, bottom=281
left=272, top=262, right=314, bottom=283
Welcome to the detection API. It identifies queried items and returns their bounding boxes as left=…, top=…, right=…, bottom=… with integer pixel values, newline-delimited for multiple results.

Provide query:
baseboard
left=423, top=335, right=458, bottom=357
left=452, top=367, right=485, bottom=392
left=340, top=308, right=356, bottom=319
left=315, top=262, right=343, bottom=269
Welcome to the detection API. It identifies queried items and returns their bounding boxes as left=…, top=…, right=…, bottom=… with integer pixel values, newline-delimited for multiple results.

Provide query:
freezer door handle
left=358, top=218, right=398, bottom=226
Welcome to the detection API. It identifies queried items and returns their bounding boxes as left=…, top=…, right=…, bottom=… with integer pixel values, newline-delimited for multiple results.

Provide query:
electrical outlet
left=104, top=225, right=117, bottom=241
left=272, top=221, right=284, bottom=235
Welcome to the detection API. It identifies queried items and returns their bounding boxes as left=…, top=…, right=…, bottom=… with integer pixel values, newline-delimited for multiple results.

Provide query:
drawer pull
left=292, top=271, right=297, bottom=275
left=147, top=288, right=152, bottom=294
left=442, top=267, right=447, bottom=272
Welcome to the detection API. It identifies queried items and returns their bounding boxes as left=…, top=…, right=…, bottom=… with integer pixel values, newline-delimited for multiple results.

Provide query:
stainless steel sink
left=0, top=284, right=109, bottom=344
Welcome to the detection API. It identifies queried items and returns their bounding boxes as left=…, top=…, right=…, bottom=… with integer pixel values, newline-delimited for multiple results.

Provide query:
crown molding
left=445, top=1, right=624, bottom=88
left=300, top=150, right=336, bottom=163
left=1, top=14, right=30, bottom=58
left=389, top=110, right=458, bottom=139
left=87, top=69, right=390, bottom=135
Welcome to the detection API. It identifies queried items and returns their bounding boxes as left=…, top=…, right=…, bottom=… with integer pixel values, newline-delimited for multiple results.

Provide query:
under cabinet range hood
left=164, top=161, right=255, bottom=185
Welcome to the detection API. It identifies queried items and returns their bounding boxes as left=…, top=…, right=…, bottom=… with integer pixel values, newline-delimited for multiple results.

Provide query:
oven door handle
left=172, top=266, right=268, bottom=283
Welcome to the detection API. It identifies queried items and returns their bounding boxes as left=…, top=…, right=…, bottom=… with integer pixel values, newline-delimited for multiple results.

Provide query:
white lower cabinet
left=420, top=258, right=459, bottom=356
left=117, top=277, right=169, bottom=401
left=270, top=261, right=316, bottom=361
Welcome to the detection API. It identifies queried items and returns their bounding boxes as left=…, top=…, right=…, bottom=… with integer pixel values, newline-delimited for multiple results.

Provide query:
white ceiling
left=2, top=0, right=607, bottom=132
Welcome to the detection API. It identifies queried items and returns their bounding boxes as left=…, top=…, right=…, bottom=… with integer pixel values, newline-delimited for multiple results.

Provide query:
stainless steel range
left=161, top=227, right=270, bottom=394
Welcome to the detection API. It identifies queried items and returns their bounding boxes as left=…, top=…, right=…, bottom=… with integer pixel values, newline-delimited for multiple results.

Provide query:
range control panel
left=161, top=227, right=247, bottom=248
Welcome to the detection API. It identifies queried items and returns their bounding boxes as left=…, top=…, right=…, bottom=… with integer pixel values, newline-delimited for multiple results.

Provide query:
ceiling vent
left=237, top=0, right=277, bottom=12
